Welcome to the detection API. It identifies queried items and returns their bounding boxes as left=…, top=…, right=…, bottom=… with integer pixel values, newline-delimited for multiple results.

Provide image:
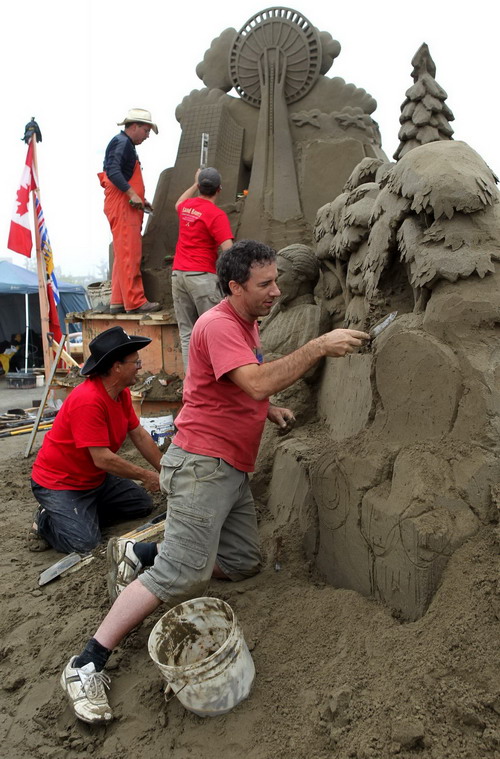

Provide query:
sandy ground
left=0, top=380, right=45, bottom=415
left=0, top=425, right=499, bottom=759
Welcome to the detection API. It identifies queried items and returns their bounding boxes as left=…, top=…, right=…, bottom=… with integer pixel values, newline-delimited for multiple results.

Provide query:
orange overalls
left=98, top=161, right=147, bottom=311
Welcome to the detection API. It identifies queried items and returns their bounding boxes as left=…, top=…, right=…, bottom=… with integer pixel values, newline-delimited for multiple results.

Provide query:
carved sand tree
left=313, top=202, right=334, bottom=260
left=311, top=43, right=499, bottom=315
left=394, top=43, right=454, bottom=160
left=363, top=140, right=500, bottom=310
left=313, top=157, right=393, bottom=326
left=313, top=202, right=346, bottom=322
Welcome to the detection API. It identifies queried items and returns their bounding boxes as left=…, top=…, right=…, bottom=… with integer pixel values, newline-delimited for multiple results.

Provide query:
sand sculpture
left=2, top=20, right=499, bottom=758
left=142, top=7, right=385, bottom=303
left=260, top=244, right=328, bottom=362
left=139, top=11, right=498, bottom=621
left=265, top=43, right=500, bottom=621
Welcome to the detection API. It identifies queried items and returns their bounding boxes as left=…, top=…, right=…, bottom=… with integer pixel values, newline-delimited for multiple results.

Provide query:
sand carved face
left=276, top=256, right=301, bottom=305
left=274, top=245, right=319, bottom=304
left=260, top=245, right=329, bottom=379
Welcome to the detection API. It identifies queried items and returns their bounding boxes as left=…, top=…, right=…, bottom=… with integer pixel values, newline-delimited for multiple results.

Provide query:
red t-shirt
left=173, top=197, right=233, bottom=273
left=173, top=299, right=269, bottom=472
left=32, top=377, right=139, bottom=490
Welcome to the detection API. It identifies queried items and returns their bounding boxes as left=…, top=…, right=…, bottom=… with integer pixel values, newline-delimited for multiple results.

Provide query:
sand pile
left=0, top=434, right=498, bottom=759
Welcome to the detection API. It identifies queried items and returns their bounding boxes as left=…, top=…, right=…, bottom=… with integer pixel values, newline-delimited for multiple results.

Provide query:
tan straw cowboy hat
left=117, top=108, right=158, bottom=134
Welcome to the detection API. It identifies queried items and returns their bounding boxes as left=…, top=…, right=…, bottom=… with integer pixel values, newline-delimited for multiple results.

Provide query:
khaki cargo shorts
left=139, top=443, right=262, bottom=604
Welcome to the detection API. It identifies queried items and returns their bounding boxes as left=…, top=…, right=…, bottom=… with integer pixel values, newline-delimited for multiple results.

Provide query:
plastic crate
left=6, top=372, right=36, bottom=389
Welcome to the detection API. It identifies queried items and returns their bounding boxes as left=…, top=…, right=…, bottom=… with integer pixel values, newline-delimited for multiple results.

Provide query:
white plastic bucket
left=148, top=596, right=255, bottom=717
left=86, top=281, right=111, bottom=310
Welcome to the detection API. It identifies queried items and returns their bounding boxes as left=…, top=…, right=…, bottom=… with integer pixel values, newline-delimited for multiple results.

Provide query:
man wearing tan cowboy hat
left=29, top=326, right=162, bottom=554
left=98, top=109, right=161, bottom=315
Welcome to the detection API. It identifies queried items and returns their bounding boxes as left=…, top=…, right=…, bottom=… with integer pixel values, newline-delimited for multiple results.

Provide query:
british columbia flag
left=35, top=194, right=60, bottom=306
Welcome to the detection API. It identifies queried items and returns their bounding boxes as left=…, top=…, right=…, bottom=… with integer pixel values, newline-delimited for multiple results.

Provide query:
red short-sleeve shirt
left=32, top=377, right=139, bottom=490
left=173, top=299, right=269, bottom=472
left=173, top=197, right=233, bottom=273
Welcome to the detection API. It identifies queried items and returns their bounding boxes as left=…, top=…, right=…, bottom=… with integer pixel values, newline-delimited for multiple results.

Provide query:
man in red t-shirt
left=172, top=167, right=233, bottom=370
left=29, top=326, right=162, bottom=555
left=60, top=240, right=370, bottom=725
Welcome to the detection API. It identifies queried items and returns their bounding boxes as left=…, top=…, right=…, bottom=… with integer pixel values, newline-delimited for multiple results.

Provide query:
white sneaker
left=106, top=537, right=142, bottom=601
left=60, top=657, right=113, bottom=724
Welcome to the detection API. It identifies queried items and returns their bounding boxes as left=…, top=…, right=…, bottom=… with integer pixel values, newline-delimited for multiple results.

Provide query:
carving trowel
left=370, top=311, right=398, bottom=339
left=200, top=132, right=209, bottom=169
left=38, top=552, right=83, bottom=586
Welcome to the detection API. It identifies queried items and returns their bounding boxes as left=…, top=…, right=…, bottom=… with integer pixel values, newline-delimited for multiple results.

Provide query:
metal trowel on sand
left=38, top=552, right=90, bottom=586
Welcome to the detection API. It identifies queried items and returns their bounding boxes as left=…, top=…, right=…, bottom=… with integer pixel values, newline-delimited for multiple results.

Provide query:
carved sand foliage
left=363, top=140, right=500, bottom=305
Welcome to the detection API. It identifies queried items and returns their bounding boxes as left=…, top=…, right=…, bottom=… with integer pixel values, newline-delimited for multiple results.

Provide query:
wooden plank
left=79, top=310, right=177, bottom=323
left=121, top=519, right=166, bottom=541
left=49, top=337, right=80, bottom=368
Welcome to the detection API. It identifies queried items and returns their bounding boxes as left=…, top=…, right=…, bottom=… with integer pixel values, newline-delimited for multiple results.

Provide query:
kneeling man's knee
left=223, top=556, right=262, bottom=582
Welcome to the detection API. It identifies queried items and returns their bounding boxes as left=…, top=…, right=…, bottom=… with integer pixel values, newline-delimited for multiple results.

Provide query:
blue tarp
left=0, top=260, right=89, bottom=347
left=0, top=260, right=86, bottom=295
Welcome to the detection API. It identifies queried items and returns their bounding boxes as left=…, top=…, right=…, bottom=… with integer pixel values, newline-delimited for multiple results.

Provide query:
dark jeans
left=31, top=475, right=153, bottom=554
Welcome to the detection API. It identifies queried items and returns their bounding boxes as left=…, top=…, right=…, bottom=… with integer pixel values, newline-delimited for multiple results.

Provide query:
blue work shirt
left=103, top=131, right=139, bottom=192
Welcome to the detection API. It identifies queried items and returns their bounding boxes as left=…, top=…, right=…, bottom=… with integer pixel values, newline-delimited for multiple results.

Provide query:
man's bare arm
left=175, top=169, right=201, bottom=211
left=88, top=446, right=160, bottom=492
left=227, top=329, right=369, bottom=401
left=128, top=425, right=162, bottom=472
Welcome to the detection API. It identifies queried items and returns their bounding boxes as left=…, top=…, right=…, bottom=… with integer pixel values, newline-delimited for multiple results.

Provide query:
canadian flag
left=7, top=140, right=38, bottom=257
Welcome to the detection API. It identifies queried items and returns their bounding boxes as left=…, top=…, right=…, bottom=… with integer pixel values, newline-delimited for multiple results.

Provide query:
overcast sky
left=2, top=0, right=498, bottom=278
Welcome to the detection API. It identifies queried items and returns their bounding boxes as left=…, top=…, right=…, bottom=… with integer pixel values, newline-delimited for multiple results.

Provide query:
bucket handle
left=164, top=682, right=187, bottom=704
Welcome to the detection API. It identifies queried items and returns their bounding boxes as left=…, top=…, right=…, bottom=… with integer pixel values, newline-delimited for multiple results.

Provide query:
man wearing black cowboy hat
left=29, top=326, right=162, bottom=554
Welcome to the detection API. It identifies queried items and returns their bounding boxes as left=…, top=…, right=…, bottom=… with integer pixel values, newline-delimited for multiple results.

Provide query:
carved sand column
left=229, top=8, right=321, bottom=237
left=255, top=47, right=302, bottom=220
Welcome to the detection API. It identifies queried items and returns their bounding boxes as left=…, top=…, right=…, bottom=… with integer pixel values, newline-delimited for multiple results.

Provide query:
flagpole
left=30, top=135, right=52, bottom=381
left=24, top=293, right=29, bottom=373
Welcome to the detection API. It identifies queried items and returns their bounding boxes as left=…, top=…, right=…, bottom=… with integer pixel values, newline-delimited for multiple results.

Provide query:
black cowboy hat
left=80, top=326, right=151, bottom=376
